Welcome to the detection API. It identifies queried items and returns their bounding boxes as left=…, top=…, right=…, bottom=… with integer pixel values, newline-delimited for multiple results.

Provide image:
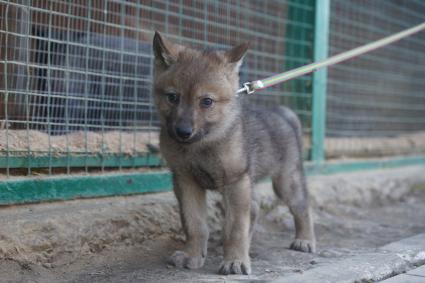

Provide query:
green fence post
left=311, top=0, right=330, bottom=163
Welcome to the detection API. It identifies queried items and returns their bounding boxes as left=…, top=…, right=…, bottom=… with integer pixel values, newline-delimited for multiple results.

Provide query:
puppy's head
left=152, top=32, right=249, bottom=144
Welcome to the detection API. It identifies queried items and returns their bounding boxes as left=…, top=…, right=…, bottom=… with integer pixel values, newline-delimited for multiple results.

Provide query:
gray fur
left=152, top=32, right=315, bottom=275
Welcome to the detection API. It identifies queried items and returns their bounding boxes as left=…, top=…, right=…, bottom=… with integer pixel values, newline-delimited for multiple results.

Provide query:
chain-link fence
left=0, top=0, right=314, bottom=177
left=326, top=0, right=425, bottom=159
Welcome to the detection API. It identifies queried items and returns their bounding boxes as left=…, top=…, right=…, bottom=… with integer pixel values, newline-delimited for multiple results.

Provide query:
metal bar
left=3, top=3, right=10, bottom=177
left=284, top=0, right=315, bottom=157
left=306, top=155, right=425, bottom=175
left=311, top=0, right=330, bottom=163
left=0, top=59, right=153, bottom=84
left=46, top=2, right=53, bottom=175
left=2, top=119, right=158, bottom=130
left=65, top=1, right=72, bottom=175
left=0, top=89, right=152, bottom=107
left=24, top=1, right=31, bottom=176
left=1, top=155, right=424, bottom=205
left=0, top=154, right=162, bottom=169
left=101, top=0, right=108, bottom=173
left=326, top=129, right=424, bottom=137
left=132, top=1, right=141, bottom=169
left=0, top=171, right=171, bottom=205
left=84, top=0, right=92, bottom=173
left=118, top=2, right=124, bottom=171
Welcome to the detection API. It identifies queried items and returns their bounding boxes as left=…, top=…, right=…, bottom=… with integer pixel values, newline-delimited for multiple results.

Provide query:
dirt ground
left=1, top=184, right=424, bottom=283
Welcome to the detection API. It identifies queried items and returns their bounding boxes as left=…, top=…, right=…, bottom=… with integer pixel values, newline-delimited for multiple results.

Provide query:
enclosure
left=1, top=1, right=425, bottom=282
left=0, top=0, right=424, bottom=204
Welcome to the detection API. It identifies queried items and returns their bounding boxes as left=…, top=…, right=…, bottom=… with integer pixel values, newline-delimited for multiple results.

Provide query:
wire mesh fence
left=1, top=0, right=424, bottom=180
left=325, top=0, right=425, bottom=159
left=0, top=0, right=315, bottom=177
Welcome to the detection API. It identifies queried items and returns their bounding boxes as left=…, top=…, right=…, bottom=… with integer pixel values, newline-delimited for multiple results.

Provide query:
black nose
left=175, top=126, right=193, bottom=140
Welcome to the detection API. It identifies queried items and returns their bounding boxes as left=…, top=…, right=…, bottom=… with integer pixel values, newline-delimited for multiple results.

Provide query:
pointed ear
left=224, top=42, right=250, bottom=72
left=152, top=31, right=183, bottom=69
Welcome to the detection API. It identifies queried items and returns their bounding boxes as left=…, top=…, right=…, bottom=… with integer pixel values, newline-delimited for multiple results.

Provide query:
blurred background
left=0, top=0, right=424, bottom=203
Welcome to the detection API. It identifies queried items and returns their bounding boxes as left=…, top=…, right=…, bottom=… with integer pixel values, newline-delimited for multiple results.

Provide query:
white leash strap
left=237, top=22, right=425, bottom=95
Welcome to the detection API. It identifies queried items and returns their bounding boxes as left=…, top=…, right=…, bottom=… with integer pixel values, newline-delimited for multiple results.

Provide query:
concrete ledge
left=408, top=265, right=425, bottom=277
left=273, top=233, right=425, bottom=283
left=381, top=265, right=425, bottom=283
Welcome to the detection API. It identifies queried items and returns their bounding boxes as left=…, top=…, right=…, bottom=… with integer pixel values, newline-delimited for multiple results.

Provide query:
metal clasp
left=236, top=82, right=255, bottom=96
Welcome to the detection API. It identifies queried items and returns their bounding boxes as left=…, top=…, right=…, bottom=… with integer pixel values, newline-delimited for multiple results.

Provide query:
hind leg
left=272, top=167, right=316, bottom=253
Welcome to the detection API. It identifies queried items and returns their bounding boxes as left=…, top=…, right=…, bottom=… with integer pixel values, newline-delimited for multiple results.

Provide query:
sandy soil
left=1, top=129, right=424, bottom=159
left=1, top=186, right=424, bottom=283
left=325, top=131, right=425, bottom=159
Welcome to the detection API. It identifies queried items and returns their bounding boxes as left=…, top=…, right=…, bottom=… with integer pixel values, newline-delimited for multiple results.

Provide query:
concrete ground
left=381, top=265, right=425, bottom=282
left=0, top=166, right=425, bottom=282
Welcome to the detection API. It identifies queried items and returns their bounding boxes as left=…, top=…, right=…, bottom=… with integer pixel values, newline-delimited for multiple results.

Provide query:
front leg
left=169, top=172, right=209, bottom=269
left=219, top=174, right=252, bottom=275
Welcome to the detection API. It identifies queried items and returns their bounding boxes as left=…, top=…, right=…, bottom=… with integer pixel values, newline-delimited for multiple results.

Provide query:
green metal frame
left=0, top=154, right=162, bottom=169
left=311, top=0, right=330, bottom=163
left=284, top=0, right=315, bottom=159
left=1, top=155, right=424, bottom=205
left=306, top=155, right=425, bottom=175
left=0, top=171, right=171, bottom=205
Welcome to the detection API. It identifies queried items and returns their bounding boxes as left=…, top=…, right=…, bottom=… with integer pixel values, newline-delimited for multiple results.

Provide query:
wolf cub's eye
left=200, top=97, right=214, bottom=108
left=166, top=92, right=179, bottom=104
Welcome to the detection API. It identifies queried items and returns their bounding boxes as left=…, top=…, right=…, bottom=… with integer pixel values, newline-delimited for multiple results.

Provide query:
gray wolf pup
left=152, top=32, right=316, bottom=275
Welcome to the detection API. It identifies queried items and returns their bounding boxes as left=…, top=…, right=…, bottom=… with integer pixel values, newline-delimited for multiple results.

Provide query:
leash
left=237, top=22, right=425, bottom=95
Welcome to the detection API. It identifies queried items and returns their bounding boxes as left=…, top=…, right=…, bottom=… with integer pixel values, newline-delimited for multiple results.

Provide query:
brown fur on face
left=153, top=33, right=248, bottom=144
left=153, top=32, right=315, bottom=276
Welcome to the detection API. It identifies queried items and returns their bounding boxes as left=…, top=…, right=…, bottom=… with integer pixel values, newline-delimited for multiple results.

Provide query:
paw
left=167, top=250, right=205, bottom=269
left=290, top=239, right=316, bottom=253
left=218, top=260, right=251, bottom=275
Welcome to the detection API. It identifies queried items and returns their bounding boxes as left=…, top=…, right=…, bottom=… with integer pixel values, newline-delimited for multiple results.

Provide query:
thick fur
left=152, top=32, right=316, bottom=275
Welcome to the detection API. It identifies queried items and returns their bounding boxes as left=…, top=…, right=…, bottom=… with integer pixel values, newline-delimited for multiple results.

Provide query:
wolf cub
left=152, top=32, right=315, bottom=275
